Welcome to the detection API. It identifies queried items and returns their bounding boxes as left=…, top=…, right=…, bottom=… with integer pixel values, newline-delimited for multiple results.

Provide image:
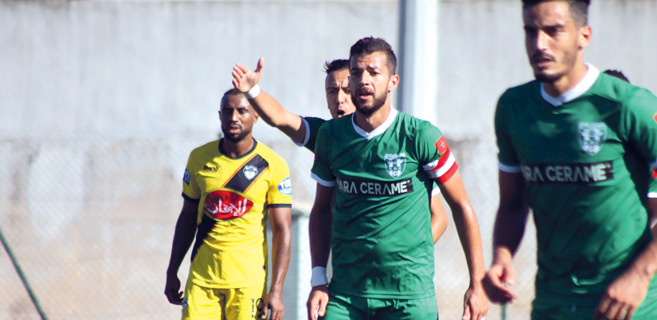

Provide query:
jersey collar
left=352, top=107, right=398, bottom=140
left=540, top=63, right=600, bottom=107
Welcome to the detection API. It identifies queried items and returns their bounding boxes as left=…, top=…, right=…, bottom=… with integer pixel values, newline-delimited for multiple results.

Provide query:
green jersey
left=297, top=117, right=327, bottom=152
left=311, top=108, right=458, bottom=298
left=495, top=66, right=657, bottom=299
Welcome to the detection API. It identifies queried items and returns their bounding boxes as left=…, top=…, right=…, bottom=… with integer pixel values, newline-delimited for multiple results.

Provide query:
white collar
left=352, top=107, right=398, bottom=140
left=540, top=64, right=600, bottom=107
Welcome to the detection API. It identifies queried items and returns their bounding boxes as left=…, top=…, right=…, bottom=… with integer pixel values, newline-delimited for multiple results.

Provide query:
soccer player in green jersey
left=484, top=1, right=657, bottom=319
left=301, top=37, right=488, bottom=320
left=231, top=58, right=448, bottom=244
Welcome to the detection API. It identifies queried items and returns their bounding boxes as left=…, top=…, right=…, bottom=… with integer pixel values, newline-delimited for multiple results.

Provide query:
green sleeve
left=495, top=91, right=521, bottom=170
left=621, top=88, right=657, bottom=193
left=310, top=122, right=336, bottom=186
left=301, top=117, right=327, bottom=153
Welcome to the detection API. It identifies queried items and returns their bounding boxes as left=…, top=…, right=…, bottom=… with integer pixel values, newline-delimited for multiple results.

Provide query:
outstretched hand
left=232, top=57, right=264, bottom=93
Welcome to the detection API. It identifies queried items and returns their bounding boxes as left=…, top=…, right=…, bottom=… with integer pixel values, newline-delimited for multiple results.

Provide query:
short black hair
left=522, top=0, right=590, bottom=26
left=603, top=69, right=630, bottom=83
left=323, top=59, right=350, bottom=75
left=220, top=88, right=244, bottom=108
left=349, top=37, right=397, bottom=75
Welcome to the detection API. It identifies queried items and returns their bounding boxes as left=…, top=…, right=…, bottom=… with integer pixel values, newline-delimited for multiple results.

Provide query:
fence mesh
left=0, top=133, right=538, bottom=320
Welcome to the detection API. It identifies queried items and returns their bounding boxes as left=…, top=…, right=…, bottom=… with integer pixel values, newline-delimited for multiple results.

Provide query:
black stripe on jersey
left=223, top=154, right=269, bottom=193
left=268, top=204, right=292, bottom=208
left=181, top=193, right=200, bottom=203
left=191, top=214, right=216, bottom=262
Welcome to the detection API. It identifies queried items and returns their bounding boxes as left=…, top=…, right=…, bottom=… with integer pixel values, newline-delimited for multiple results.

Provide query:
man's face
left=325, top=68, right=355, bottom=119
left=348, top=51, right=397, bottom=116
left=219, top=94, right=258, bottom=142
left=523, top=1, right=590, bottom=83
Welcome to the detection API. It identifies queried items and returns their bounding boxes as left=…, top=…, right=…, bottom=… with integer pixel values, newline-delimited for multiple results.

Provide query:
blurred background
left=1, top=0, right=656, bottom=319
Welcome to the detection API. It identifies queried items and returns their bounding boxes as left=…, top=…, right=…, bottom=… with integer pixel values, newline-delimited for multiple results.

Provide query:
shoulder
left=189, top=140, right=220, bottom=158
left=304, top=116, right=328, bottom=127
left=254, top=141, right=288, bottom=167
left=498, top=80, right=540, bottom=105
left=395, top=111, right=442, bottom=138
left=590, top=73, right=657, bottom=109
left=319, top=114, right=350, bottom=133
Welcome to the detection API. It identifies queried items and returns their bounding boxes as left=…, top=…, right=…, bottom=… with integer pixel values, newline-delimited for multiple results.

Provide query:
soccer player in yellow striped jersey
left=165, top=89, right=292, bottom=320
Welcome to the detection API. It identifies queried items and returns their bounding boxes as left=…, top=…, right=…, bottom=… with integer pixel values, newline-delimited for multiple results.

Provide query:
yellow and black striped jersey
left=182, top=139, right=292, bottom=288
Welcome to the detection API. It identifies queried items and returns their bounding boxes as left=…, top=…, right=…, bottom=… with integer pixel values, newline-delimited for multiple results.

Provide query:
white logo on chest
left=578, top=122, right=607, bottom=156
left=384, top=153, right=406, bottom=178
left=243, top=165, right=258, bottom=180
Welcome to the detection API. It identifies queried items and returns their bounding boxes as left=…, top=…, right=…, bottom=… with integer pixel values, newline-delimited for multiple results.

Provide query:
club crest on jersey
left=243, top=165, right=259, bottom=180
left=384, top=153, right=406, bottom=178
left=578, top=122, right=607, bottom=155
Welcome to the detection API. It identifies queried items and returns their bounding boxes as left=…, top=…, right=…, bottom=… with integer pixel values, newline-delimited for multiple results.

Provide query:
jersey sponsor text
left=336, top=177, right=413, bottom=196
left=521, top=161, right=614, bottom=184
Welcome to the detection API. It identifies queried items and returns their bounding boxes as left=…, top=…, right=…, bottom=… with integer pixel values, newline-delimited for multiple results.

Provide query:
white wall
left=1, top=1, right=656, bottom=319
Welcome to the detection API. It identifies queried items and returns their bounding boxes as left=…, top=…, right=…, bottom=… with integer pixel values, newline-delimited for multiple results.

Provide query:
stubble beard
left=354, top=92, right=387, bottom=117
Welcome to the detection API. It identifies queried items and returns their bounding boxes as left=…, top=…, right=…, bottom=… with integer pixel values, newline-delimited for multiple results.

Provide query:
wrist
left=244, top=84, right=261, bottom=99
left=310, top=266, right=328, bottom=287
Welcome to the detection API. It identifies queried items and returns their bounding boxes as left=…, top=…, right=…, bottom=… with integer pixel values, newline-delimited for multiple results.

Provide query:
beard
left=354, top=91, right=387, bottom=117
left=530, top=50, right=577, bottom=84
left=221, top=124, right=250, bottom=142
left=533, top=71, right=562, bottom=83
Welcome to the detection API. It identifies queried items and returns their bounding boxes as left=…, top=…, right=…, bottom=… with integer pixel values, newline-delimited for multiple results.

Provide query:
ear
left=387, top=74, right=400, bottom=93
left=578, top=24, right=592, bottom=49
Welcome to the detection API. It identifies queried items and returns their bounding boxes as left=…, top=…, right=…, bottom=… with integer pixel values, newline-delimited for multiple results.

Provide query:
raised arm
left=232, top=58, right=306, bottom=143
left=437, top=170, right=488, bottom=320
left=261, top=205, right=292, bottom=320
left=483, top=170, right=529, bottom=304
left=164, top=199, right=198, bottom=305
left=306, top=183, right=334, bottom=320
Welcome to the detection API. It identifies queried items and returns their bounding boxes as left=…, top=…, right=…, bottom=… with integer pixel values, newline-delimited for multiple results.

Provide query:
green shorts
left=532, top=277, right=657, bottom=320
left=320, top=292, right=438, bottom=320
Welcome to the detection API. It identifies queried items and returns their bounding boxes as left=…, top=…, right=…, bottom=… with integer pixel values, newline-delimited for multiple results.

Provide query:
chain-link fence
left=0, top=133, right=539, bottom=320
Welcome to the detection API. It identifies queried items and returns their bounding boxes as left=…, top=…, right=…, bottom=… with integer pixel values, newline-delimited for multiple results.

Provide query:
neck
left=543, top=62, right=588, bottom=97
left=354, top=101, right=392, bottom=133
left=221, top=137, right=254, bottom=158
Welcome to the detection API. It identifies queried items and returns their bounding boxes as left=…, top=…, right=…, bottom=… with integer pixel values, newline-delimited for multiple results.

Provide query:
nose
left=337, top=89, right=348, bottom=104
left=230, top=109, right=239, bottom=122
left=535, top=30, right=549, bottom=51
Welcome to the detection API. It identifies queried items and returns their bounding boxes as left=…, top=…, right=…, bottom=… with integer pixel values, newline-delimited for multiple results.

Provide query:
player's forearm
left=166, top=214, right=197, bottom=276
left=249, top=91, right=305, bottom=143
left=269, top=225, right=291, bottom=296
left=491, top=205, right=529, bottom=264
left=452, top=204, right=486, bottom=283
left=627, top=238, right=657, bottom=283
left=309, top=206, right=332, bottom=268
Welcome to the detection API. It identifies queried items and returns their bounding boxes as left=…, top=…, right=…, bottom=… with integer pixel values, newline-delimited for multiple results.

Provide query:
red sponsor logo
left=653, top=113, right=657, bottom=124
left=204, top=190, right=253, bottom=220
left=435, top=136, right=448, bottom=155
left=652, top=169, right=657, bottom=179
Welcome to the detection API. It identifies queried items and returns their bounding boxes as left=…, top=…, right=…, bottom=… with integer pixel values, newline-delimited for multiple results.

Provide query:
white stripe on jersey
left=311, top=172, right=336, bottom=187
left=425, top=153, right=456, bottom=179
left=498, top=162, right=521, bottom=173
left=650, top=159, right=657, bottom=170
